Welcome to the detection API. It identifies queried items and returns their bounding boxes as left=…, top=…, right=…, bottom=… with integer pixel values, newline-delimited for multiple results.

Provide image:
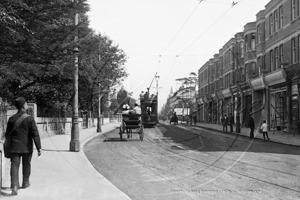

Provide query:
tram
left=140, top=94, right=158, bottom=128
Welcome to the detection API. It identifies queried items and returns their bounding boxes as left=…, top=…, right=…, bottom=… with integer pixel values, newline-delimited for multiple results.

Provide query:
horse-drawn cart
left=119, top=113, right=144, bottom=141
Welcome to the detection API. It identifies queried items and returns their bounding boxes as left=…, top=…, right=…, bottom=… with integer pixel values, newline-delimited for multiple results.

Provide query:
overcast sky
left=87, top=0, right=270, bottom=111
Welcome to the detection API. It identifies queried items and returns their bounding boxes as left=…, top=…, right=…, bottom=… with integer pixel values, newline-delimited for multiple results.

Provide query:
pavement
left=2, top=121, right=299, bottom=199
left=1, top=122, right=131, bottom=200
left=177, top=121, right=300, bottom=146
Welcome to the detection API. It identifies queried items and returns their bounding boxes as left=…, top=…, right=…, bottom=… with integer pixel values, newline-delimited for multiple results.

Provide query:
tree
left=0, top=1, right=128, bottom=116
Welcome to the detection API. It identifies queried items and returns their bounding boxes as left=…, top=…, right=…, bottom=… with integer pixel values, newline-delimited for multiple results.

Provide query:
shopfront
left=265, top=69, right=287, bottom=131
left=221, top=88, right=232, bottom=117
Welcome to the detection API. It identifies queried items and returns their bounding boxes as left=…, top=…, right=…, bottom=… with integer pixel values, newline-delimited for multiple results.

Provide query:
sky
left=87, top=0, right=271, bottom=111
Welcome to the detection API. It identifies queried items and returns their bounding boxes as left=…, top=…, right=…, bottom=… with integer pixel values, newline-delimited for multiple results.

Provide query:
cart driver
left=133, top=103, right=141, bottom=114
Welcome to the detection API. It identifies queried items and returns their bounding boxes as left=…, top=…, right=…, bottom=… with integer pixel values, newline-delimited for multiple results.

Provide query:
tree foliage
left=0, top=0, right=128, bottom=114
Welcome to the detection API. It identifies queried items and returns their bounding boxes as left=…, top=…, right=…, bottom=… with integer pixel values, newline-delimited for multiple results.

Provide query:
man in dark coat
left=248, top=113, right=255, bottom=139
left=222, top=114, right=228, bottom=133
left=5, top=97, right=42, bottom=195
left=229, top=113, right=234, bottom=132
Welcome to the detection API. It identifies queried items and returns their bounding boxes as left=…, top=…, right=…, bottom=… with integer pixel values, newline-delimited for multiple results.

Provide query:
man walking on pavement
left=5, top=97, right=42, bottom=195
left=248, top=112, right=255, bottom=139
left=229, top=113, right=234, bottom=132
left=222, top=114, right=228, bottom=133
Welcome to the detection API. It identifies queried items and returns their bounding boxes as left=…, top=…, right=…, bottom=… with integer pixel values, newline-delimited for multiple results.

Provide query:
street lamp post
left=69, top=2, right=80, bottom=152
left=97, top=91, right=104, bottom=133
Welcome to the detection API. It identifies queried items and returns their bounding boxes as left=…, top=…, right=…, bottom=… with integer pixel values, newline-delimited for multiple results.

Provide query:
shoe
left=22, top=182, right=30, bottom=189
left=22, top=180, right=30, bottom=189
left=11, top=186, right=18, bottom=195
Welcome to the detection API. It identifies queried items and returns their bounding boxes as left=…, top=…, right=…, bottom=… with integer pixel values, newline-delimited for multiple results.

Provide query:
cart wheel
left=139, top=124, right=144, bottom=141
left=119, top=127, right=123, bottom=141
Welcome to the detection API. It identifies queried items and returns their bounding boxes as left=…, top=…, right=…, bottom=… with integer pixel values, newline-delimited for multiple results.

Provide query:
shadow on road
left=156, top=123, right=300, bottom=156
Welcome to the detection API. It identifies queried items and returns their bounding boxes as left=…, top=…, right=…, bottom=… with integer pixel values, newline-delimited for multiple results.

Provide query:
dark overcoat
left=5, top=111, right=42, bottom=153
left=248, top=116, right=255, bottom=129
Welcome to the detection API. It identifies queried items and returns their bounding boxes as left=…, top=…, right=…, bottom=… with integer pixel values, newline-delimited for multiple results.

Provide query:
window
left=240, top=42, right=244, bottom=57
left=274, top=10, right=278, bottom=32
left=257, top=56, right=261, bottom=72
left=251, top=62, right=256, bottom=77
left=298, top=35, right=300, bottom=61
left=279, top=6, right=283, bottom=29
left=279, top=44, right=284, bottom=68
left=292, top=0, right=296, bottom=20
left=298, top=0, right=300, bottom=16
left=257, top=24, right=261, bottom=44
left=263, top=55, right=266, bottom=70
left=292, top=38, right=296, bottom=64
left=245, top=35, right=248, bottom=51
left=251, top=33, right=255, bottom=50
left=269, top=14, right=274, bottom=35
left=270, top=50, right=274, bottom=71
left=275, top=47, right=279, bottom=70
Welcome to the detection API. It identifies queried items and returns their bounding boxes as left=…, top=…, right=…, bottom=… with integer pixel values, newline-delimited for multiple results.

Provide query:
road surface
left=84, top=122, right=300, bottom=200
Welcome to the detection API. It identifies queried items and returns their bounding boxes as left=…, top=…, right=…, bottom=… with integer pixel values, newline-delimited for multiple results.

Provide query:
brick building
left=197, top=0, right=300, bottom=133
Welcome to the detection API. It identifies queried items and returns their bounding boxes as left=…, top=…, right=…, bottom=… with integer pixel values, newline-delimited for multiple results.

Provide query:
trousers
left=10, top=153, right=33, bottom=187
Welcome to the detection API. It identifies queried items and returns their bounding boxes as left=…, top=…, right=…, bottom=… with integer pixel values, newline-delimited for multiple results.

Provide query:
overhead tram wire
left=157, top=0, right=203, bottom=84
left=160, top=0, right=203, bottom=56
left=155, top=1, right=239, bottom=90
left=178, top=1, right=238, bottom=56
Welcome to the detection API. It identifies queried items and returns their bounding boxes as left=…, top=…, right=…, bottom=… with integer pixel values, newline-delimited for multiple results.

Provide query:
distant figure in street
left=229, top=113, right=234, bottom=132
left=5, top=97, right=42, bottom=195
left=144, top=92, right=149, bottom=100
left=260, top=120, right=270, bottom=141
left=133, top=103, right=141, bottom=114
left=222, top=114, right=228, bottom=133
left=139, top=91, right=144, bottom=99
left=248, top=113, right=255, bottom=139
left=193, top=115, right=197, bottom=125
left=147, top=107, right=151, bottom=115
left=189, top=114, right=193, bottom=126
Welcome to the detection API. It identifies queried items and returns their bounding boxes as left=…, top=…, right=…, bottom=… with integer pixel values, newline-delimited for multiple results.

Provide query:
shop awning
left=264, top=69, right=286, bottom=86
left=222, top=88, right=231, bottom=98
left=285, top=62, right=300, bottom=78
left=250, top=76, right=265, bottom=90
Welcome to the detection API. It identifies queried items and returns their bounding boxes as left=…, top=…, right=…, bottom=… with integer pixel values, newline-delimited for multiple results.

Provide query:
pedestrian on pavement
left=222, top=114, right=228, bottom=133
left=189, top=114, right=193, bottom=126
left=229, top=113, right=234, bottom=132
left=193, top=115, right=197, bottom=125
left=260, top=120, right=270, bottom=141
left=5, top=97, right=42, bottom=195
left=248, top=112, right=255, bottom=139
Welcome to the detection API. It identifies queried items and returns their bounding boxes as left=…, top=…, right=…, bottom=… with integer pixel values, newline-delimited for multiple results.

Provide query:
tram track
left=143, top=123, right=300, bottom=193
left=162, top=123, right=300, bottom=178
left=85, top=125, right=300, bottom=197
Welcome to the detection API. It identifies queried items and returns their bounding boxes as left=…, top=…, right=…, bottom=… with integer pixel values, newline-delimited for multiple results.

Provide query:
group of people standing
left=222, top=112, right=270, bottom=141
left=221, top=113, right=235, bottom=133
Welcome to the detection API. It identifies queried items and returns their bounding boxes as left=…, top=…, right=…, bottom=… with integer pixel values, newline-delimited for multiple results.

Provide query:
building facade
left=197, top=0, right=300, bottom=133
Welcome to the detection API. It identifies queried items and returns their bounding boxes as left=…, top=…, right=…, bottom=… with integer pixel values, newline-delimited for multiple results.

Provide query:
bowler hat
left=15, top=97, right=26, bottom=109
